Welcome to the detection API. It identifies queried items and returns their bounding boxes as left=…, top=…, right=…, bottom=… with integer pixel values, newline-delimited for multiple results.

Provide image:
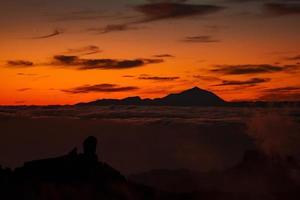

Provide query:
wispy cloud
left=183, top=35, right=220, bottom=43
left=193, top=75, right=221, bottom=81
left=153, top=54, right=175, bottom=58
left=52, top=55, right=163, bottom=70
left=259, top=86, right=300, bottom=101
left=264, top=86, right=300, bottom=93
left=65, top=45, right=101, bottom=56
left=17, top=88, right=32, bottom=92
left=55, top=10, right=108, bottom=21
left=62, top=84, right=139, bottom=94
left=88, top=24, right=140, bottom=34
left=134, top=0, right=225, bottom=23
left=138, top=74, right=180, bottom=81
left=264, top=3, right=300, bottom=16
left=286, top=54, right=300, bottom=60
left=123, top=75, right=136, bottom=78
left=210, top=64, right=300, bottom=75
left=214, top=78, right=271, bottom=86
left=17, top=73, right=38, bottom=76
left=86, top=1, right=225, bottom=35
left=7, top=60, right=34, bottom=67
left=31, top=29, right=63, bottom=39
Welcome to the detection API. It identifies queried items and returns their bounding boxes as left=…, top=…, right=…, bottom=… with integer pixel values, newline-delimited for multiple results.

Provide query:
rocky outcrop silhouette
left=13, top=136, right=126, bottom=184
left=0, top=136, right=160, bottom=200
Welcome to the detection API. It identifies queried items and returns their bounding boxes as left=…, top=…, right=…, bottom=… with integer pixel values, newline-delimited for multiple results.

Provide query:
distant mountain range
left=77, top=87, right=227, bottom=106
left=77, top=87, right=300, bottom=107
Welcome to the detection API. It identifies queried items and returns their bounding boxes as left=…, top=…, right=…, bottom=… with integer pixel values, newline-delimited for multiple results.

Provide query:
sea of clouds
left=0, top=105, right=299, bottom=174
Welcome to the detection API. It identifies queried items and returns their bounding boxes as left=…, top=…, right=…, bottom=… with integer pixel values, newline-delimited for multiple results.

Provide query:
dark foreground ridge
left=76, top=87, right=300, bottom=107
left=0, top=137, right=160, bottom=200
left=1, top=137, right=300, bottom=200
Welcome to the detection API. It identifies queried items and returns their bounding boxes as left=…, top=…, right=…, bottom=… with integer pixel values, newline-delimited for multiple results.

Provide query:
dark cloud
left=17, top=88, right=32, bottom=92
left=225, top=0, right=260, bottom=3
left=264, top=3, right=300, bottom=16
left=31, top=29, right=63, bottom=39
left=55, top=10, right=109, bottom=21
left=214, top=78, right=271, bottom=86
left=62, top=84, right=139, bottom=94
left=16, top=73, right=50, bottom=81
left=65, top=45, right=101, bottom=56
left=138, top=75, right=180, bottom=81
left=17, top=73, right=38, bottom=76
left=153, top=54, right=175, bottom=58
left=52, top=55, right=163, bottom=70
left=286, top=55, right=300, bottom=60
left=86, top=1, right=225, bottom=34
left=7, top=60, right=34, bottom=67
left=260, top=93, right=300, bottom=101
left=123, top=75, right=136, bottom=78
left=134, top=1, right=225, bottom=23
left=88, top=24, right=140, bottom=34
left=263, top=86, right=300, bottom=93
left=210, top=64, right=300, bottom=75
left=204, top=25, right=226, bottom=32
left=193, top=75, right=221, bottom=81
left=225, top=0, right=300, bottom=4
left=259, top=86, right=300, bottom=101
left=183, top=35, right=220, bottom=43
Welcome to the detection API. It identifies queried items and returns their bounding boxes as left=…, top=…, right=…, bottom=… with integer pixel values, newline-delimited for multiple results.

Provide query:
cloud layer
left=65, top=45, right=101, bottom=56
left=31, top=29, right=63, bottom=39
left=7, top=60, right=34, bottom=67
left=264, top=3, right=300, bottom=16
left=215, top=78, right=271, bottom=86
left=138, top=75, right=180, bottom=81
left=259, top=86, right=300, bottom=101
left=62, top=84, right=139, bottom=94
left=134, top=1, right=225, bottom=23
left=53, top=55, right=163, bottom=70
left=183, top=35, right=220, bottom=43
left=210, top=64, right=299, bottom=75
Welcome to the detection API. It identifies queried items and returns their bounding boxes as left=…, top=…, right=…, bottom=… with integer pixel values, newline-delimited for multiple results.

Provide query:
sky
left=0, top=0, right=300, bottom=105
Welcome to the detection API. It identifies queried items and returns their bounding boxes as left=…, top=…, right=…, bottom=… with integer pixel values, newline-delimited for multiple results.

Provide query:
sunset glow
left=1, top=0, right=300, bottom=105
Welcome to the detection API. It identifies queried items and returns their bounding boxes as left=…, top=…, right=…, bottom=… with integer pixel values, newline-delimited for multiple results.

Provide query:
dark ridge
left=0, top=136, right=166, bottom=200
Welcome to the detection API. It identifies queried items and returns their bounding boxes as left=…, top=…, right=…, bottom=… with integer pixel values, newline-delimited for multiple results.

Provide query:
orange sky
left=0, top=0, right=300, bottom=105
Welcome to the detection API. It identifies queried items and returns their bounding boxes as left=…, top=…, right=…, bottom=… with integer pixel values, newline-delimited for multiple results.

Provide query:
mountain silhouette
left=77, top=87, right=227, bottom=106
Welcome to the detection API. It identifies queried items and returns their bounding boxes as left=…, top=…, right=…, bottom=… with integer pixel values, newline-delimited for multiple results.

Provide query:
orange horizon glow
left=1, top=0, right=300, bottom=105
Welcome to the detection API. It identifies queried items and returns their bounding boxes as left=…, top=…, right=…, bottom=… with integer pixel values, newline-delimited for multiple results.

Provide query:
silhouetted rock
left=0, top=136, right=143, bottom=200
left=14, top=136, right=125, bottom=185
left=83, top=136, right=98, bottom=162
left=2, top=136, right=209, bottom=200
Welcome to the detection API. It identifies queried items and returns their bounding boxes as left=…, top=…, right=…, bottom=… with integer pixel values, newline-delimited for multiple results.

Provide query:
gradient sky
left=1, top=0, right=300, bottom=105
